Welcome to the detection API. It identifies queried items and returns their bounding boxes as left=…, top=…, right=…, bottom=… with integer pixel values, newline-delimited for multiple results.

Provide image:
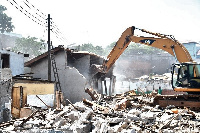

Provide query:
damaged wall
left=0, top=69, right=12, bottom=123
left=67, top=51, right=114, bottom=95
left=26, top=49, right=91, bottom=104
left=67, top=54, right=90, bottom=80
left=59, top=66, right=91, bottom=103
left=12, top=79, right=55, bottom=118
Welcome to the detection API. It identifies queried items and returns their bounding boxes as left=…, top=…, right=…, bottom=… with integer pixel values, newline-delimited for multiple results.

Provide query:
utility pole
left=47, top=14, right=51, bottom=81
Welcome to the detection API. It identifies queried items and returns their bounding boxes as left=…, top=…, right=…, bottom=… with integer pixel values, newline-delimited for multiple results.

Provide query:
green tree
left=0, top=5, right=14, bottom=33
left=80, top=43, right=95, bottom=52
left=118, top=42, right=163, bottom=56
left=132, top=43, right=162, bottom=54
left=79, top=43, right=104, bottom=56
left=103, top=41, right=163, bottom=57
left=78, top=41, right=163, bottom=57
left=94, top=45, right=104, bottom=56
left=13, top=36, right=46, bottom=58
left=103, top=42, right=116, bottom=56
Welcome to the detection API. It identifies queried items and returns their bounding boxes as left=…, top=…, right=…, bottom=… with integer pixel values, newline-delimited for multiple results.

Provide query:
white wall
left=10, top=52, right=24, bottom=76
left=59, top=66, right=91, bottom=103
left=29, top=51, right=91, bottom=103
left=0, top=50, right=24, bottom=76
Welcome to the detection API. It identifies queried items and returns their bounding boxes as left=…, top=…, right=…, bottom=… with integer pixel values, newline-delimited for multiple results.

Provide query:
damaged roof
left=24, top=45, right=103, bottom=67
left=13, top=73, right=55, bottom=83
left=24, top=46, right=64, bottom=67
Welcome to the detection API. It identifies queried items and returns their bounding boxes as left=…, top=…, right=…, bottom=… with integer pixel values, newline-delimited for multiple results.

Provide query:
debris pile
left=1, top=90, right=200, bottom=132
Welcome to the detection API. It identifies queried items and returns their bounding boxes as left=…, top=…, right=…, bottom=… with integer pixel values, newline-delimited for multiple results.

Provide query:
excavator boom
left=103, top=26, right=193, bottom=73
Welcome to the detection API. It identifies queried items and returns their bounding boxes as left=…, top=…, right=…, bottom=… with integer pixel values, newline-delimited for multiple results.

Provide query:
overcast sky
left=1, top=0, right=200, bottom=47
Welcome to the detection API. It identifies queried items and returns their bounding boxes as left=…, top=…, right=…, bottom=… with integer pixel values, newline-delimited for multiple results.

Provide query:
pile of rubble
left=1, top=90, right=200, bottom=132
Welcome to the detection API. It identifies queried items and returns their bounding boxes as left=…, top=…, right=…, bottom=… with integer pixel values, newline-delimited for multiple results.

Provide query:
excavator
left=93, top=26, right=200, bottom=110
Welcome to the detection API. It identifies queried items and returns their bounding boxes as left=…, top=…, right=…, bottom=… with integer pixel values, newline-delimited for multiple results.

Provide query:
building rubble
left=1, top=89, right=200, bottom=133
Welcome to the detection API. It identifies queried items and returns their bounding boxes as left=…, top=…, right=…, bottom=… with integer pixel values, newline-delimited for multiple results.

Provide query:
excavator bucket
left=90, top=64, right=105, bottom=78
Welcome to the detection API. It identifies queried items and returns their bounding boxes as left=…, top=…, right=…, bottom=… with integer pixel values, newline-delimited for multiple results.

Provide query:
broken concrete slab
left=1, top=90, right=200, bottom=132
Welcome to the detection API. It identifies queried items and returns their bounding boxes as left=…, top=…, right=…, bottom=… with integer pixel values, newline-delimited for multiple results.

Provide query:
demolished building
left=24, top=46, right=115, bottom=104
left=0, top=45, right=115, bottom=123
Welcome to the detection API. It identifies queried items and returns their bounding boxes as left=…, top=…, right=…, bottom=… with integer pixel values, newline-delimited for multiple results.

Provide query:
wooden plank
left=13, top=83, right=54, bottom=95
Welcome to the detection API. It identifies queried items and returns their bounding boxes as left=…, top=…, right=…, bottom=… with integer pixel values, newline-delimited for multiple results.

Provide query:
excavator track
left=153, top=94, right=200, bottom=111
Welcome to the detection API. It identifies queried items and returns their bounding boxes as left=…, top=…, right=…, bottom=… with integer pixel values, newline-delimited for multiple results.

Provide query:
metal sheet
left=27, top=94, right=54, bottom=109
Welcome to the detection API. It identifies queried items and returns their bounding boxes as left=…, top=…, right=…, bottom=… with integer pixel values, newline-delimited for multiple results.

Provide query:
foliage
left=78, top=41, right=163, bottom=57
left=122, top=42, right=163, bottom=56
left=103, top=42, right=116, bottom=56
left=12, top=36, right=46, bottom=58
left=103, top=42, right=163, bottom=57
left=0, top=5, right=14, bottom=33
left=79, top=43, right=104, bottom=56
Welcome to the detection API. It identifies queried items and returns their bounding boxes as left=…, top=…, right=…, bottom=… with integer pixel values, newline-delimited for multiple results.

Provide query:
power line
left=7, top=0, right=45, bottom=26
left=23, top=0, right=46, bottom=20
left=6, top=0, right=68, bottom=45
left=51, top=21, right=68, bottom=44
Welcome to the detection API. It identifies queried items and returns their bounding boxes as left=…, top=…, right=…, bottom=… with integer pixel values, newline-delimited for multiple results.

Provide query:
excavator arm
left=102, top=26, right=193, bottom=73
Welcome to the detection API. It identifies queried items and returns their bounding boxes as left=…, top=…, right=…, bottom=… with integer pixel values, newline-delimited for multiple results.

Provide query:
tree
left=119, top=42, right=163, bottom=56
left=0, top=5, right=14, bottom=33
left=94, top=45, right=104, bottom=56
left=103, top=42, right=116, bottom=56
left=77, top=41, right=163, bottom=57
left=13, top=36, right=46, bottom=59
left=79, top=43, right=104, bottom=56
left=80, top=43, right=95, bottom=52
left=103, top=41, right=164, bottom=57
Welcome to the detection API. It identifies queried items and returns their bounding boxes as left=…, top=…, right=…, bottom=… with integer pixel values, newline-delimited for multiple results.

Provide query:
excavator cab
left=172, top=63, right=200, bottom=92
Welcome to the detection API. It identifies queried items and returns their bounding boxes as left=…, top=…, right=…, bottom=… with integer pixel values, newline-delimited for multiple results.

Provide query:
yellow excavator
left=94, top=26, right=200, bottom=110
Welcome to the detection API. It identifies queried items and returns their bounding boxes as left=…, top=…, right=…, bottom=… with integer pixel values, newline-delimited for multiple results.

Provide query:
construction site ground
left=1, top=89, right=200, bottom=133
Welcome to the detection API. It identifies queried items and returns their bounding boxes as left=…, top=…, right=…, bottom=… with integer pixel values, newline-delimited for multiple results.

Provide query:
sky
left=1, top=0, right=200, bottom=48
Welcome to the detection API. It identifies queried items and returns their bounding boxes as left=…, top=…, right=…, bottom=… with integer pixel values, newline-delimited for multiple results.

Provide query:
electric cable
left=7, top=0, right=45, bottom=26
left=6, top=0, right=68, bottom=45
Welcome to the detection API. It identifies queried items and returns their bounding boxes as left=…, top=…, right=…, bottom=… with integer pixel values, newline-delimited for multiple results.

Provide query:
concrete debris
left=1, top=91, right=200, bottom=132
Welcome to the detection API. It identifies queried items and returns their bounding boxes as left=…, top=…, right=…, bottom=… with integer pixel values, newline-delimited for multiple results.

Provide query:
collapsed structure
left=1, top=89, right=200, bottom=132
left=24, top=46, right=115, bottom=104
left=0, top=45, right=115, bottom=123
